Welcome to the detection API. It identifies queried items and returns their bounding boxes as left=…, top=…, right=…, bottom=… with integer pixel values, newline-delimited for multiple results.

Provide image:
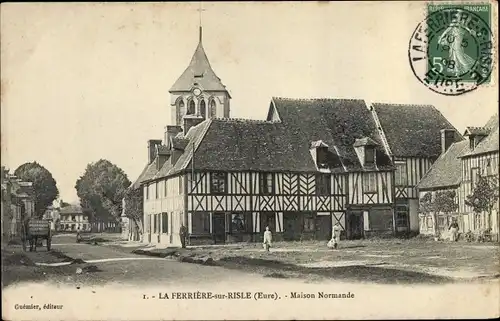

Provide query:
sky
left=1, top=2, right=498, bottom=203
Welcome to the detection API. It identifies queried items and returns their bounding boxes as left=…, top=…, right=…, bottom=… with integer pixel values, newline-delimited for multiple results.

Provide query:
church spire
left=197, top=2, right=205, bottom=44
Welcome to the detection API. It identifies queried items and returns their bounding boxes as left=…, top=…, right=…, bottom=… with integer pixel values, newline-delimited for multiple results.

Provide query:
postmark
left=409, top=4, right=493, bottom=95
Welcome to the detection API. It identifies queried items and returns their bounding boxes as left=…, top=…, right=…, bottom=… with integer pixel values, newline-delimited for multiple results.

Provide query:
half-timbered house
left=131, top=27, right=464, bottom=246
left=370, top=104, right=462, bottom=236
left=417, top=113, right=499, bottom=239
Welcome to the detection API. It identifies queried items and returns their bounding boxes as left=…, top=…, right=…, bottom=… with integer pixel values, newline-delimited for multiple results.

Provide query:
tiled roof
left=271, top=98, right=393, bottom=171
left=353, top=137, right=379, bottom=147
left=372, top=103, right=462, bottom=157
left=462, top=113, right=499, bottom=157
left=169, top=32, right=229, bottom=94
left=59, top=204, right=84, bottom=214
left=417, top=140, right=469, bottom=190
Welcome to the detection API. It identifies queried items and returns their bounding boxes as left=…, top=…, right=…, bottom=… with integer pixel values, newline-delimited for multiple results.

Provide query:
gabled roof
left=417, top=140, right=469, bottom=190
left=271, top=98, right=393, bottom=171
left=464, top=126, right=491, bottom=136
left=353, top=137, right=379, bottom=147
left=169, top=29, right=229, bottom=95
left=372, top=103, right=462, bottom=158
left=462, top=113, right=499, bottom=157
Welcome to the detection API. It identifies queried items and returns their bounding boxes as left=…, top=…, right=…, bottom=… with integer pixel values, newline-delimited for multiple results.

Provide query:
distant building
left=43, top=205, right=61, bottom=231
left=58, top=204, right=90, bottom=232
left=1, top=167, right=36, bottom=242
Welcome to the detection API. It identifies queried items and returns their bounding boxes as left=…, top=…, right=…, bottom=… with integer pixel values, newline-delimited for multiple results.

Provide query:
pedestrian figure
left=328, top=222, right=342, bottom=249
left=263, top=226, right=272, bottom=252
left=179, top=224, right=188, bottom=248
left=449, top=219, right=459, bottom=242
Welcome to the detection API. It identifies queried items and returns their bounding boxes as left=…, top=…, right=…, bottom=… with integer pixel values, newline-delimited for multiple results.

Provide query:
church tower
left=169, top=26, right=231, bottom=126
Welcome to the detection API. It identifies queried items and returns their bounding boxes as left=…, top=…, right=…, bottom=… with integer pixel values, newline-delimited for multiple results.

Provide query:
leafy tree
left=419, top=191, right=438, bottom=237
left=75, top=159, right=131, bottom=223
left=465, top=175, right=499, bottom=230
left=14, top=162, right=59, bottom=217
left=434, top=190, right=459, bottom=227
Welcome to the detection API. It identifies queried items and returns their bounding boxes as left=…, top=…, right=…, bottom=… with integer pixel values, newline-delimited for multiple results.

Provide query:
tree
left=419, top=191, right=438, bottom=237
left=14, top=162, right=59, bottom=217
left=434, top=190, right=459, bottom=227
left=123, top=187, right=144, bottom=241
left=75, top=160, right=131, bottom=223
left=465, top=175, right=499, bottom=230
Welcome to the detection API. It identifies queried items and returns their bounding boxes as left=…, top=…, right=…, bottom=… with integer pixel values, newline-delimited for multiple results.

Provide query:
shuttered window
left=395, top=162, right=408, bottom=186
left=363, top=173, right=377, bottom=192
left=161, top=213, right=168, bottom=234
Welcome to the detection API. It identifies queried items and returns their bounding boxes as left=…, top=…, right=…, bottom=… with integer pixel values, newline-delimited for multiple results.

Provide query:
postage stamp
left=409, top=2, right=493, bottom=95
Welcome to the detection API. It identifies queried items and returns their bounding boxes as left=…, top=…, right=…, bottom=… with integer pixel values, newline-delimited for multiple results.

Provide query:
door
left=348, top=211, right=364, bottom=239
left=212, top=213, right=226, bottom=244
left=283, top=212, right=301, bottom=241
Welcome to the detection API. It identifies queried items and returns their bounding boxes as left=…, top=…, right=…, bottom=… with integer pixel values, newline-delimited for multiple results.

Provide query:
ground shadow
left=218, top=256, right=453, bottom=284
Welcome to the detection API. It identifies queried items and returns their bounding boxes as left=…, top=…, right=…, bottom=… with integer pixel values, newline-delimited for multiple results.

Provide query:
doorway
left=212, top=213, right=226, bottom=244
left=347, top=211, right=364, bottom=239
left=283, top=212, right=301, bottom=241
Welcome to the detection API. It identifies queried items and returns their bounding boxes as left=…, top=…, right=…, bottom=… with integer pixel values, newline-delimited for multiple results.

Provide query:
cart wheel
left=47, top=238, right=51, bottom=251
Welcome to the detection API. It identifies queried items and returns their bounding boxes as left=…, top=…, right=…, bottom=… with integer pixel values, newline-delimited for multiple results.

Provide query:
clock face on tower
left=193, top=88, right=202, bottom=96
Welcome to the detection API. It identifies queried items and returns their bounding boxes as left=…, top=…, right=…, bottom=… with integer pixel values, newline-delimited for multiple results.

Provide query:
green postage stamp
left=409, top=2, right=493, bottom=96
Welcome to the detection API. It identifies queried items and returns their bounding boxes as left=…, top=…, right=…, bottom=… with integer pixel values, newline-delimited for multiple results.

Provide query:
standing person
left=332, top=222, right=342, bottom=249
left=449, top=219, right=459, bottom=242
left=263, top=226, right=272, bottom=252
left=179, top=224, right=188, bottom=248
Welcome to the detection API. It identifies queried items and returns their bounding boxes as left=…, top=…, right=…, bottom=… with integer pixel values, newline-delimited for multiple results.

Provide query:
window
left=315, top=174, right=331, bottom=195
left=192, top=212, right=210, bottom=234
left=426, top=216, right=433, bottom=229
left=72, top=215, right=75, bottom=221
left=211, top=172, right=227, bottom=194
left=363, top=173, right=377, bottom=192
left=155, top=182, right=159, bottom=199
left=179, top=177, right=183, bottom=194
left=145, top=185, right=149, bottom=200
left=471, top=167, right=479, bottom=187
left=303, top=213, right=315, bottom=232
left=152, top=214, right=157, bottom=233
left=395, top=162, right=408, bottom=186
left=485, top=159, right=493, bottom=176
left=176, top=100, right=184, bottom=125
left=209, top=99, right=217, bottom=118
left=365, top=147, right=375, bottom=165
left=316, top=147, right=329, bottom=168
left=187, top=100, right=195, bottom=115
left=395, top=206, right=407, bottom=228
left=260, top=212, right=276, bottom=232
left=200, top=100, right=206, bottom=118
left=259, top=173, right=274, bottom=195
left=164, top=180, right=168, bottom=197
left=161, top=213, right=168, bottom=233
left=231, top=213, right=252, bottom=233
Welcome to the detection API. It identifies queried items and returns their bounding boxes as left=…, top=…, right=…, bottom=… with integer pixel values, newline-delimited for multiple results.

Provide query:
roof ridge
left=272, top=96, right=364, bottom=102
left=212, top=118, right=279, bottom=124
left=372, top=102, right=435, bottom=107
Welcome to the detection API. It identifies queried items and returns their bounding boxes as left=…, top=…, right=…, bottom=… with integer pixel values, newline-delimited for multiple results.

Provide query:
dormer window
left=464, top=127, right=490, bottom=151
left=353, top=137, right=379, bottom=167
left=310, top=140, right=330, bottom=169
left=365, top=146, right=375, bottom=165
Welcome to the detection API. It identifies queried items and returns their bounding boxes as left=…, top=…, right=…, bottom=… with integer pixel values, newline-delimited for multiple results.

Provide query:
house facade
left=1, top=167, right=36, bottom=242
left=371, top=104, right=462, bottom=236
left=58, top=204, right=90, bottom=232
left=130, top=27, right=462, bottom=246
left=418, top=114, right=499, bottom=239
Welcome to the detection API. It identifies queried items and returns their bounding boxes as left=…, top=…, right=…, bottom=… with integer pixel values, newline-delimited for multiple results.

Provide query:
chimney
left=165, top=125, right=183, bottom=147
left=147, top=139, right=162, bottom=164
left=440, top=129, right=456, bottom=154
left=156, top=146, right=170, bottom=170
left=183, top=114, right=205, bottom=134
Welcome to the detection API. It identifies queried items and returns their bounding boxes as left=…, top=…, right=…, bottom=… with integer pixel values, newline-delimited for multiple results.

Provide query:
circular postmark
left=409, top=7, right=494, bottom=96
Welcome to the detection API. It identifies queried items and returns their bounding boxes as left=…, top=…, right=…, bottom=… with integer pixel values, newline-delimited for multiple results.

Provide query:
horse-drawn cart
left=21, top=218, right=52, bottom=252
